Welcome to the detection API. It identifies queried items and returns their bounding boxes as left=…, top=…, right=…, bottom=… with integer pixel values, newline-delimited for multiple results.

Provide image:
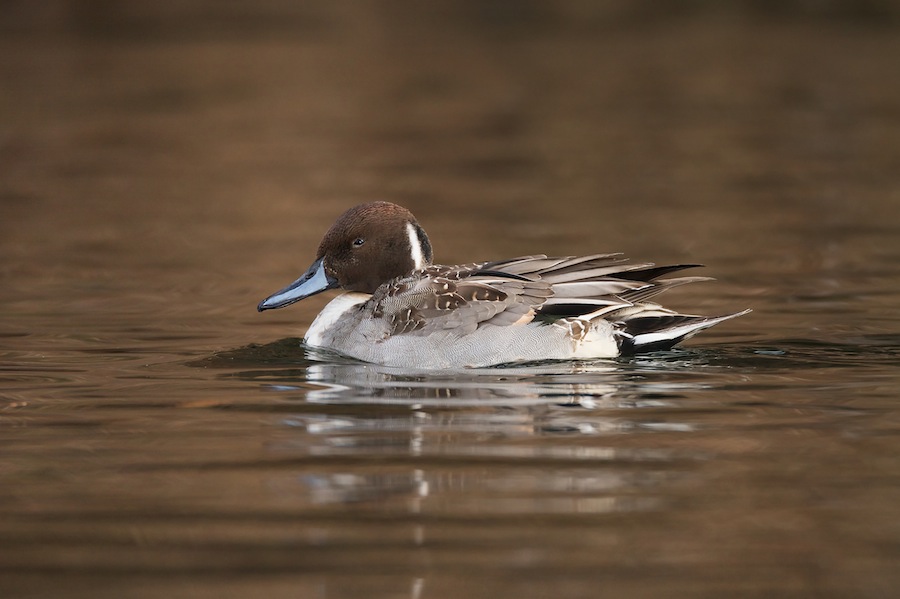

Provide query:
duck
left=258, top=201, right=749, bottom=368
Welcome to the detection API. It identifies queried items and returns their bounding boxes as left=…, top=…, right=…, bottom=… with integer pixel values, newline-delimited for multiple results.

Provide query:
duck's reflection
left=249, top=351, right=711, bottom=515
left=218, top=345, right=722, bottom=599
left=300, top=357, right=641, bottom=406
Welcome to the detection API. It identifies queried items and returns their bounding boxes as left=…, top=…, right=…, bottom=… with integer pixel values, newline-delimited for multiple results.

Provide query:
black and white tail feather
left=613, top=311, right=750, bottom=354
left=472, top=253, right=749, bottom=354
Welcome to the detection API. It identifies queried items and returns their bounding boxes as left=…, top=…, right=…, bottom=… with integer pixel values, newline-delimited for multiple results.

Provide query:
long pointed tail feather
left=616, top=309, right=751, bottom=354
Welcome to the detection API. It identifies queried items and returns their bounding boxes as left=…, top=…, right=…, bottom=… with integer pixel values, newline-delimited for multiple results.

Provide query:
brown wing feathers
left=373, top=255, right=706, bottom=338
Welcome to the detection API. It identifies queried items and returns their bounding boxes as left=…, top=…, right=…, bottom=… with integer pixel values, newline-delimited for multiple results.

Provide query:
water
left=3, top=3, right=900, bottom=598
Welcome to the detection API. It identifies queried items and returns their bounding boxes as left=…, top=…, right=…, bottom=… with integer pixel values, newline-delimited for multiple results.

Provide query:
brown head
left=258, top=202, right=433, bottom=311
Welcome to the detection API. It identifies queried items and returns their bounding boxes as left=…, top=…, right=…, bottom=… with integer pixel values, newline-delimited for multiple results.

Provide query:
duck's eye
left=352, top=237, right=365, bottom=247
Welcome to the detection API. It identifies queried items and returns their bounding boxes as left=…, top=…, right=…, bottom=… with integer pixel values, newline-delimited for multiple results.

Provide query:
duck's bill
left=257, top=257, right=339, bottom=311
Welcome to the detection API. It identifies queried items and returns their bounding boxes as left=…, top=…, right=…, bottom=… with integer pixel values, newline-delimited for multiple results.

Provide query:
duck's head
left=257, top=201, right=433, bottom=311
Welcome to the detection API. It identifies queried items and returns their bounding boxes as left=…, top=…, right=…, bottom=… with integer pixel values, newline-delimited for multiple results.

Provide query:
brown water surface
left=3, top=3, right=900, bottom=598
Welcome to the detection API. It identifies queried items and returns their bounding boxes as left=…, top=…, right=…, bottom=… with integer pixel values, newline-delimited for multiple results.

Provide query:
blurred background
left=3, top=0, right=899, bottom=333
left=3, top=2, right=900, bottom=598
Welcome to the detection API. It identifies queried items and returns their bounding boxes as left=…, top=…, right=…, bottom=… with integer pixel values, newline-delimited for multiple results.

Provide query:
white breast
left=305, top=292, right=369, bottom=347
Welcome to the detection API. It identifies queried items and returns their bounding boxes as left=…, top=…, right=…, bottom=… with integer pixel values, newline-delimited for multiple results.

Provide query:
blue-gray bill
left=257, top=257, right=338, bottom=311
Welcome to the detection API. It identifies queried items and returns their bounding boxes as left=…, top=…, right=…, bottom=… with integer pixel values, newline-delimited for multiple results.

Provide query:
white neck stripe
left=406, top=221, right=426, bottom=270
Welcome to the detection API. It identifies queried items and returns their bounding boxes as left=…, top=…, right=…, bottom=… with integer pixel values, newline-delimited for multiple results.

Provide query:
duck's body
left=258, top=202, right=748, bottom=368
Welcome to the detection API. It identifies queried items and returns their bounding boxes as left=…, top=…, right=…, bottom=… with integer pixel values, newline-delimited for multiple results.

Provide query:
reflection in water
left=222, top=341, right=892, bottom=599
left=291, top=467, right=666, bottom=515
left=3, top=340, right=898, bottom=599
left=238, top=349, right=695, bottom=599
left=214, top=341, right=719, bottom=526
left=301, top=360, right=624, bottom=406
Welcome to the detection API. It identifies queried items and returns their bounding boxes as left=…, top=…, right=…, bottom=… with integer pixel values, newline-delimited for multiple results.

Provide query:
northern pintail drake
left=258, top=202, right=749, bottom=368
